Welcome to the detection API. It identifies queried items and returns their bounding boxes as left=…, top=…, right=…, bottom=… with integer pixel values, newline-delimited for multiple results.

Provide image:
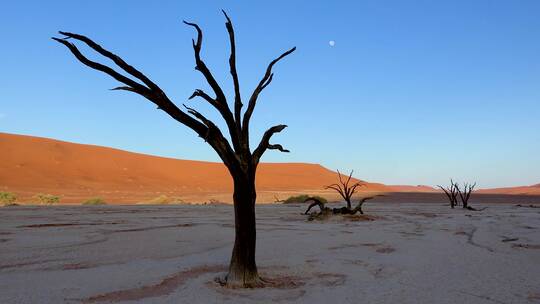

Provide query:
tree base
left=215, top=273, right=266, bottom=288
left=464, top=206, right=487, bottom=211
left=215, top=273, right=304, bottom=289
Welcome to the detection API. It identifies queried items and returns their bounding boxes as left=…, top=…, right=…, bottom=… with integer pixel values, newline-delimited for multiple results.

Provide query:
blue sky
left=1, top=0, right=539, bottom=188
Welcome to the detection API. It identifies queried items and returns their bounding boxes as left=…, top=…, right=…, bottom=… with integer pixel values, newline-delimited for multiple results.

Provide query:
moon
left=329, top=40, right=335, bottom=47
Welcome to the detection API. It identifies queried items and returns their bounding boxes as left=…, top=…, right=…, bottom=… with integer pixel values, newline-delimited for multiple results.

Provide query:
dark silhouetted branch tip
left=222, top=10, right=232, bottom=23
left=242, top=46, right=296, bottom=133
left=110, top=86, right=134, bottom=92
left=188, top=89, right=204, bottom=100
left=268, top=144, right=290, bottom=152
left=183, top=21, right=202, bottom=35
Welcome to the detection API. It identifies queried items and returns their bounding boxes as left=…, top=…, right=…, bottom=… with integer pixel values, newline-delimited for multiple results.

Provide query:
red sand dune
left=2, top=133, right=537, bottom=204
left=477, top=184, right=540, bottom=195
left=0, top=132, right=392, bottom=204
left=387, top=185, right=438, bottom=192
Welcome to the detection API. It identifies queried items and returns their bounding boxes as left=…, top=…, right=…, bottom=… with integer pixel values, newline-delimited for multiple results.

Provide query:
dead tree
left=437, top=179, right=459, bottom=208
left=304, top=197, right=328, bottom=215
left=457, top=182, right=477, bottom=210
left=53, top=11, right=295, bottom=288
left=325, top=170, right=363, bottom=210
left=303, top=195, right=381, bottom=220
left=350, top=196, right=379, bottom=214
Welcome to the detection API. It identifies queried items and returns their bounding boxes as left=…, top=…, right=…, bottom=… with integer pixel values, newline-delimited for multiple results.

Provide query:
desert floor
left=1, top=203, right=539, bottom=303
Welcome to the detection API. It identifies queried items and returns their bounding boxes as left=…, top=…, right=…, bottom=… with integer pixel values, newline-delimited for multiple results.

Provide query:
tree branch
left=252, top=124, right=288, bottom=164
left=325, top=184, right=346, bottom=200
left=222, top=10, right=243, bottom=131
left=53, top=37, right=149, bottom=94
left=267, top=144, right=290, bottom=152
left=347, top=183, right=363, bottom=198
left=52, top=35, right=207, bottom=136
left=184, top=20, right=240, bottom=151
left=351, top=195, right=381, bottom=214
left=58, top=31, right=163, bottom=93
left=182, top=104, right=238, bottom=170
left=438, top=185, right=453, bottom=201
left=343, top=171, right=354, bottom=198
left=242, top=47, right=296, bottom=140
left=188, top=89, right=222, bottom=109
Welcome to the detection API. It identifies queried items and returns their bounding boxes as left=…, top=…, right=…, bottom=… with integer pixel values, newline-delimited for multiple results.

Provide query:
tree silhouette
left=53, top=11, right=295, bottom=287
left=457, top=182, right=476, bottom=210
left=325, top=170, right=363, bottom=210
left=438, top=179, right=459, bottom=208
left=304, top=195, right=378, bottom=217
left=302, top=170, right=380, bottom=217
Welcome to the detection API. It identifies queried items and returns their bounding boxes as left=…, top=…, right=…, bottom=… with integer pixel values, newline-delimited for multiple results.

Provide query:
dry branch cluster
left=304, top=170, right=381, bottom=220
left=438, top=180, right=480, bottom=210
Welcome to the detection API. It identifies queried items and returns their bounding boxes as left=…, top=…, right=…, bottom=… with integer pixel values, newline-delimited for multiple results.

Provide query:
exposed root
left=500, top=237, right=519, bottom=243
left=511, top=243, right=540, bottom=250
left=465, top=206, right=487, bottom=211
left=214, top=273, right=304, bottom=289
left=515, top=204, right=540, bottom=209
left=214, top=275, right=265, bottom=289
left=261, top=276, right=306, bottom=289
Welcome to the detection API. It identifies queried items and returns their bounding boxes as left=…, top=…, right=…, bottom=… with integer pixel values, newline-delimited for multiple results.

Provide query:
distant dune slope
left=0, top=133, right=392, bottom=203
left=477, top=184, right=540, bottom=195
left=2, top=133, right=537, bottom=203
left=387, top=185, right=438, bottom=192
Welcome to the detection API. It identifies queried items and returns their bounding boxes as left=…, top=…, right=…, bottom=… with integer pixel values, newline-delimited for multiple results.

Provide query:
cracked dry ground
left=1, top=203, right=539, bottom=303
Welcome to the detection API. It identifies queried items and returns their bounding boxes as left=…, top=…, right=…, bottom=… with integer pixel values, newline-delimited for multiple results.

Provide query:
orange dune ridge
left=0, top=132, right=392, bottom=204
left=386, top=185, right=438, bottom=192
left=477, top=184, right=540, bottom=195
left=2, top=133, right=537, bottom=204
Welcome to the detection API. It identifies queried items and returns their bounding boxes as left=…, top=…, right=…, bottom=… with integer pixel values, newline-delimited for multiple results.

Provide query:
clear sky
left=1, top=0, right=539, bottom=188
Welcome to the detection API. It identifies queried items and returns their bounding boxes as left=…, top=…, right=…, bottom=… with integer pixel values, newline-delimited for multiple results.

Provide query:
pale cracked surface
left=1, top=203, right=539, bottom=303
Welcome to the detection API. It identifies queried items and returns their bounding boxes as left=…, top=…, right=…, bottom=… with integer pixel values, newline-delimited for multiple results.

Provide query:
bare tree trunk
left=226, top=173, right=261, bottom=287
left=345, top=198, right=352, bottom=210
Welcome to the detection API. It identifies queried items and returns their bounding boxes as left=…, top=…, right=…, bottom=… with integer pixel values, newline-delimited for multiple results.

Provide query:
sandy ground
left=1, top=203, right=539, bottom=303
